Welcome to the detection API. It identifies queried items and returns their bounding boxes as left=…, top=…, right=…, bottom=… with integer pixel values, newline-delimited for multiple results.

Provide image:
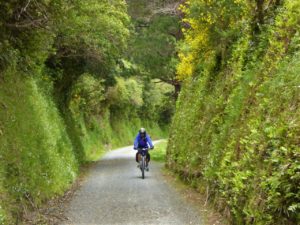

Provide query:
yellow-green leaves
left=176, top=0, right=249, bottom=80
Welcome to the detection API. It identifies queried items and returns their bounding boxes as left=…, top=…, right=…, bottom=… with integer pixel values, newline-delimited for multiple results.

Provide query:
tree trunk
left=253, top=0, right=264, bottom=34
left=174, top=83, right=181, bottom=100
left=256, top=0, right=264, bottom=25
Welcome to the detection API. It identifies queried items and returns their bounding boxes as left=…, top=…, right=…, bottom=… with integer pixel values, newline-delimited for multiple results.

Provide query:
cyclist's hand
left=150, top=146, right=154, bottom=150
left=134, top=147, right=137, bottom=150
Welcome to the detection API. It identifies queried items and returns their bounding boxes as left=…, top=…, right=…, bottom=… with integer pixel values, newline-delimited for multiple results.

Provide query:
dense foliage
left=167, top=0, right=300, bottom=224
left=0, top=0, right=170, bottom=223
left=3, top=0, right=299, bottom=224
left=126, top=0, right=182, bottom=99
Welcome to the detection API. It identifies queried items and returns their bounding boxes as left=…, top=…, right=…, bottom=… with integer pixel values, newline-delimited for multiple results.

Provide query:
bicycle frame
left=137, top=148, right=148, bottom=179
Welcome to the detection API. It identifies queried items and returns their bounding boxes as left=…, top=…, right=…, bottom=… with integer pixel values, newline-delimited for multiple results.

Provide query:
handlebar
left=134, top=147, right=152, bottom=151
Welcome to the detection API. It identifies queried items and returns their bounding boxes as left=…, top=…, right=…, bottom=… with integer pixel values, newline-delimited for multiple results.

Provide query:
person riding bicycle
left=134, top=128, right=154, bottom=170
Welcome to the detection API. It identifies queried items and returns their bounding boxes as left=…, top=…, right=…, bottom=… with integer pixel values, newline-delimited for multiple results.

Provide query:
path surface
left=63, top=142, right=203, bottom=225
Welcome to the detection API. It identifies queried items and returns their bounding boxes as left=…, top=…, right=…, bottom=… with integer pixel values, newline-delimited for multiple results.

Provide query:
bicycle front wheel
left=141, top=157, right=145, bottom=179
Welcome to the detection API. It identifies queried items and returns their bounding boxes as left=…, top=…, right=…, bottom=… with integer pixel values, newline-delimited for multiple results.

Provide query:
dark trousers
left=135, top=151, right=150, bottom=163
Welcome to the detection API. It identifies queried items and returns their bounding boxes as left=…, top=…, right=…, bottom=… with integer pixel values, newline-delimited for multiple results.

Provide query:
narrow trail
left=63, top=142, right=203, bottom=225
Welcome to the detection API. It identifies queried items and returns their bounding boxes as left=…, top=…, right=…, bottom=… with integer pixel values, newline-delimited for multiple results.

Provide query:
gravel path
left=63, top=143, right=203, bottom=225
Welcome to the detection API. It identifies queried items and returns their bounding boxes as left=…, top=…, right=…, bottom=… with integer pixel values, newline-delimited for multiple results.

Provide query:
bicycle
left=137, top=148, right=149, bottom=179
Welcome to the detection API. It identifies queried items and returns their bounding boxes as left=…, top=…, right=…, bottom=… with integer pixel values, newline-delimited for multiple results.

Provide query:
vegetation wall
left=167, top=0, right=300, bottom=224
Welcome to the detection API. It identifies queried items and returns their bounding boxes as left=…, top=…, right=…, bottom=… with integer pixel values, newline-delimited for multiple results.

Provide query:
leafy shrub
left=69, top=73, right=105, bottom=119
left=108, top=77, right=143, bottom=111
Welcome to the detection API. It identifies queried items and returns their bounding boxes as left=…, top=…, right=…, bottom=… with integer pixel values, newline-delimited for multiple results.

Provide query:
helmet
left=139, top=128, right=146, bottom=137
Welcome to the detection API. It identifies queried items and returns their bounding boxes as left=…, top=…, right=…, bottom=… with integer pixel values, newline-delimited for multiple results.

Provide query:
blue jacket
left=134, top=133, right=154, bottom=149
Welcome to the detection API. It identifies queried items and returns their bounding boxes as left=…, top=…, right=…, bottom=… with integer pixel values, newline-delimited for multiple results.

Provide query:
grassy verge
left=151, top=140, right=168, bottom=162
left=151, top=140, right=227, bottom=224
left=161, top=168, right=228, bottom=225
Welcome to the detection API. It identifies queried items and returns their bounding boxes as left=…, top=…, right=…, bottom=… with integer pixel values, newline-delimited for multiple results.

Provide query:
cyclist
left=133, top=128, right=154, bottom=171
